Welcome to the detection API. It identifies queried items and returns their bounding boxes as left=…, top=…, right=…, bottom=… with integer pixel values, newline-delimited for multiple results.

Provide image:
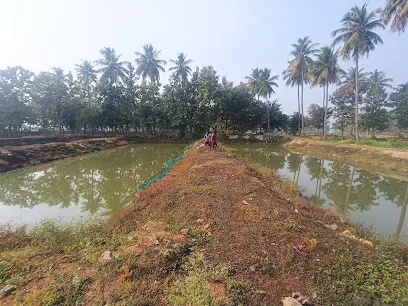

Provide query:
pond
left=0, top=143, right=186, bottom=227
left=231, top=143, right=408, bottom=242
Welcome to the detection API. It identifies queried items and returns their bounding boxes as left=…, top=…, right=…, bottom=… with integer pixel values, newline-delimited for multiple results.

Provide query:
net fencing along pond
left=137, top=143, right=192, bottom=191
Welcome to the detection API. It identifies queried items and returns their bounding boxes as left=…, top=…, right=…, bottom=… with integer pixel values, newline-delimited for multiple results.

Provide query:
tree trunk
left=266, top=104, right=270, bottom=133
left=301, top=70, right=305, bottom=136
left=325, top=83, right=329, bottom=139
left=297, top=84, right=301, bottom=136
left=394, top=184, right=408, bottom=240
left=323, top=86, right=326, bottom=137
left=355, top=56, right=360, bottom=143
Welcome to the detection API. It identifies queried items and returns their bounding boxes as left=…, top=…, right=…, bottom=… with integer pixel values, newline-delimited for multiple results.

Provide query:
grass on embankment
left=1, top=143, right=408, bottom=305
left=285, top=138, right=408, bottom=179
left=327, top=137, right=408, bottom=149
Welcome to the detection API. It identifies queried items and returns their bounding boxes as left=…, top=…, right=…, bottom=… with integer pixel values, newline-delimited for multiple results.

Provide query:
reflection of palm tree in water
left=395, top=184, right=408, bottom=240
left=287, top=154, right=303, bottom=185
left=343, top=167, right=355, bottom=215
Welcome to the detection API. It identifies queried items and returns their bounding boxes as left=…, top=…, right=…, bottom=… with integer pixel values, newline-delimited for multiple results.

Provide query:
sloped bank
left=284, top=138, right=408, bottom=179
left=0, top=137, right=127, bottom=173
left=0, top=143, right=407, bottom=305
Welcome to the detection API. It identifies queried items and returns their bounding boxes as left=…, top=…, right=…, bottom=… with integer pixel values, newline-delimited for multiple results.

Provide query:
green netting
left=137, top=143, right=192, bottom=191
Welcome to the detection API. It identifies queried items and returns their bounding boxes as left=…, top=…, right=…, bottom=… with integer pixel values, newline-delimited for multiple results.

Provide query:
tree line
left=0, top=0, right=407, bottom=139
left=0, top=45, right=288, bottom=137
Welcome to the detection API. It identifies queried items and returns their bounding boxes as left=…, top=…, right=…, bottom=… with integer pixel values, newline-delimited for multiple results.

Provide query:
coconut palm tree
left=368, top=69, right=394, bottom=88
left=246, top=68, right=263, bottom=102
left=339, top=67, right=370, bottom=92
left=169, top=53, right=193, bottom=85
left=289, top=37, right=319, bottom=135
left=96, top=47, right=128, bottom=85
left=75, top=60, right=98, bottom=106
left=311, top=46, right=344, bottom=138
left=283, top=63, right=302, bottom=135
left=246, top=68, right=279, bottom=132
left=383, top=0, right=408, bottom=33
left=134, top=44, right=167, bottom=84
left=332, top=3, right=385, bottom=143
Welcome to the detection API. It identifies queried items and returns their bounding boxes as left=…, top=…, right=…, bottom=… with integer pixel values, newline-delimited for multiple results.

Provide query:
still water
left=0, top=144, right=185, bottom=226
left=232, top=144, right=408, bottom=241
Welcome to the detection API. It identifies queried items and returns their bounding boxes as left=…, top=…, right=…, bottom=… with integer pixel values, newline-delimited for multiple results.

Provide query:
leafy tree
left=308, top=103, right=325, bottom=133
left=0, top=66, right=34, bottom=134
left=330, top=87, right=355, bottom=138
left=311, top=46, right=343, bottom=137
left=368, top=69, right=393, bottom=88
left=169, top=53, right=193, bottom=86
left=288, top=113, right=301, bottom=135
left=97, top=47, right=128, bottom=85
left=361, top=85, right=389, bottom=136
left=266, top=101, right=288, bottom=132
left=289, top=37, right=319, bottom=135
left=218, top=84, right=261, bottom=134
left=332, top=3, right=385, bottom=142
left=75, top=60, right=98, bottom=106
left=388, top=83, right=408, bottom=136
left=164, top=73, right=199, bottom=137
left=135, top=44, right=167, bottom=84
left=383, top=0, right=408, bottom=33
left=61, top=78, right=84, bottom=134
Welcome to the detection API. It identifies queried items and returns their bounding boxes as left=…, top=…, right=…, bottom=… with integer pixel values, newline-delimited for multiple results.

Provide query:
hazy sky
left=1, top=0, right=406, bottom=114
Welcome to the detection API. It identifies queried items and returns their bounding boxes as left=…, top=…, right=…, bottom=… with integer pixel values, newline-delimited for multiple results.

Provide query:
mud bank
left=0, top=137, right=127, bottom=173
left=1, top=143, right=407, bottom=305
left=284, top=138, right=408, bottom=179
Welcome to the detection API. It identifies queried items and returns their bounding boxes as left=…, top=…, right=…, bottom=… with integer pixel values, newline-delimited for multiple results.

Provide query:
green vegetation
left=327, top=137, right=408, bottom=149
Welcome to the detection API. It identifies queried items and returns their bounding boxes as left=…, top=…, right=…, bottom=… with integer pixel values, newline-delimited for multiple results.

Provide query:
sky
left=1, top=0, right=406, bottom=115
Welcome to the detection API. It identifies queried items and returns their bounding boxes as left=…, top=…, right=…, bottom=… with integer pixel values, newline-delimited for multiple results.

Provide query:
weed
left=0, top=259, right=12, bottom=283
left=274, top=218, right=305, bottom=232
left=317, top=254, right=408, bottom=305
left=305, top=238, right=319, bottom=250
left=23, top=274, right=92, bottom=306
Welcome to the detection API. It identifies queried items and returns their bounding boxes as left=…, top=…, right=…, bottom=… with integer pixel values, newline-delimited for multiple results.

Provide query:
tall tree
left=134, top=44, right=167, bottom=84
left=289, top=37, right=319, bottom=135
left=96, top=47, right=128, bottom=85
left=368, top=69, right=394, bottom=88
left=246, top=68, right=278, bottom=132
left=339, top=67, right=369, bottom=92
left=332, top=3, right=385, bottom=143
left=361, top=85, right=389, bottom=136
left=0, top=66, right=34, bottom=134
left=283, top=64, right=302, bottom=135
left=311, top=46, right=343, bottom=138
left=389, top=83, right=408, bottom=136
left=383, top=0, right=408, bottom=33
left=330, top=87, right=355, bottom=138
left=75, top=60, right=98, bottom=106
left=169, top=53, right=193, bottom=86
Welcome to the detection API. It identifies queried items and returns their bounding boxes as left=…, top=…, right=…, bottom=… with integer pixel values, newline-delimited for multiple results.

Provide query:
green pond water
left=231, top=144, right=408, bottom=241
left=1, top=143, right=407, bottom=242
left=0, top=144, right=185, bottom=226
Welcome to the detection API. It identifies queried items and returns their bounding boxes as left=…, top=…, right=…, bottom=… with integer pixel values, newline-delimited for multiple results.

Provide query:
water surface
left=0, top=144, right=185, bottom=226
left=231, top=144, right=408, bottom=241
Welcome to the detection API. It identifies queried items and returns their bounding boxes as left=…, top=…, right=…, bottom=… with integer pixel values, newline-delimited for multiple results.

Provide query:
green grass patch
left=318, top=253, right=408, bottom=305
left=327, top=137, right=408, bottom=149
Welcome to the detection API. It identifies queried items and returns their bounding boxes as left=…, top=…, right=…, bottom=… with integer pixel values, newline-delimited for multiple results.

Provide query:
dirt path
left=0, top=137, right=126, bottom=173
left=1, top=144, right=407, bottom=305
